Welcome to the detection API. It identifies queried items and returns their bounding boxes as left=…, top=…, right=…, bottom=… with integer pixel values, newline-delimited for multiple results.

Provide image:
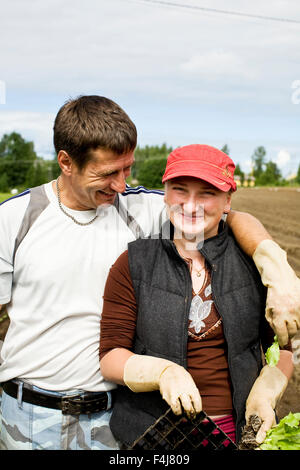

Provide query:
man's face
left=164, top=176, right=231, bottom=240
left=69, top=148, right=135, bottom=210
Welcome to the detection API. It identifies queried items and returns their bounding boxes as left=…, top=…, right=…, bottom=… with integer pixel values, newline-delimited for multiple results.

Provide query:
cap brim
left=162, top=169, right=236, bottom=192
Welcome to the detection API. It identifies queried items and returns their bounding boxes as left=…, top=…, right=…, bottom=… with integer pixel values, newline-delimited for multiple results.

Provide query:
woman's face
left=164, top=176, right=231, bottom=241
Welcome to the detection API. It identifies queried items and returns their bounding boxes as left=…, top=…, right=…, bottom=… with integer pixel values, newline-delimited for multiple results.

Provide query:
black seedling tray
left=129, top=408, right=238, bottom=450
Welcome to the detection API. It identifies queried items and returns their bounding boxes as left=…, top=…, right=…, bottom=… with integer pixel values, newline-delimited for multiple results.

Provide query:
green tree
left=221, top=144, right=230, bottom=155
left=133, top=143, right=172, bottom=179
left=297, top=163, right=300, bottom=184
left=258, top=161, right=282, bottom=186
left=0, top=132, right=37, bottom=189
left=25, top=160, right=49, bottom=188
left=137, top=157, right=167, bottom=188
left=234, top=163, right=245, bottom=184
left=50, top=156, right=60, bottom=180
left=0, top=172, right=9, bottom=192
left=252, top=146, right=266, bottom=180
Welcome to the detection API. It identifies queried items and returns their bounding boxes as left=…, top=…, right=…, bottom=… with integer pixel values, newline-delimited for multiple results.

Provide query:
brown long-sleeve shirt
left=100, top=250, right=234, bottom=416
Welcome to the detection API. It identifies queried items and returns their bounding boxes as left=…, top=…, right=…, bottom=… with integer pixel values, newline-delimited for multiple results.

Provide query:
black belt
left=2, top=380, right=114, bottom=415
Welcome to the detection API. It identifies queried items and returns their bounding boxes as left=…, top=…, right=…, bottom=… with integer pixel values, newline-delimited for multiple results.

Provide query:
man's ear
left=57, top=150, right=73, bottom=176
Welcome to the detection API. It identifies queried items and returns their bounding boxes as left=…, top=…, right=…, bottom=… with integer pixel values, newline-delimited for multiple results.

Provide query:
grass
left=0, top=192, right=13, bottom=203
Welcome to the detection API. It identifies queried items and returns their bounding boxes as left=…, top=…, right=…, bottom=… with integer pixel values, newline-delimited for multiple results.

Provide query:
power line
left=131, top=0, right=300, bottom=25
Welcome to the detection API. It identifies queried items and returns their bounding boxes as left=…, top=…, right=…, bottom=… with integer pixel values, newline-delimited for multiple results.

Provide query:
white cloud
left=0, top=0, right=300, bottom=157
left=0, top=81, right=5, bottom=104
left=0, top=111, right=55, bottom=158
left=180, top=50, right=255, bottom=80
left=276, top=149, right=291, bottom=167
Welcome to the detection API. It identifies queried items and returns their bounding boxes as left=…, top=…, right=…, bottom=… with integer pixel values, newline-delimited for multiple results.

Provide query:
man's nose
left=110, top=171, right=127, bottom=194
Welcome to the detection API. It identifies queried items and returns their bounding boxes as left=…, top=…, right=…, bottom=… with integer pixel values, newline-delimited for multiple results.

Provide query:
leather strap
left=2, top=380, right=113, bottom=415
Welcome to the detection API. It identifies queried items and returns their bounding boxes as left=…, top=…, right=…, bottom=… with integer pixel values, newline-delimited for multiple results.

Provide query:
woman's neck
left=173, top=237, right=207, bottom=294
left=173, top=237, right=202, bottom=262
left=173, top=230, right=203, bottom=259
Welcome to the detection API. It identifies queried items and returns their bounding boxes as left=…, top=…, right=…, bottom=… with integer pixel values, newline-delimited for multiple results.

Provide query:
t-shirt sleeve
left=0, top=195, right=29, bottom=304
left=100, top=250, right=137, bottom=359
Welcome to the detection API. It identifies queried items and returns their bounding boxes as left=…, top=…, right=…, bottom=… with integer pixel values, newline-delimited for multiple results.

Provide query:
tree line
left=0, top=132, right=299, bottom=193
left=133, top=143, right=300, bottom=189
left=0, top=132, right=60, bottom=192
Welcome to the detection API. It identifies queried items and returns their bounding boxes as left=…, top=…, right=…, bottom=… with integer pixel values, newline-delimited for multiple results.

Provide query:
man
left=0, top=95, right=299, bottom=450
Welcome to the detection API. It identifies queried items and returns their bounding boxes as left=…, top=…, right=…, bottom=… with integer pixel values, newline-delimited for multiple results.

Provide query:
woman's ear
left=163, top=183, right=167, bottom=203
left=223, top=193, right=232, bottom=214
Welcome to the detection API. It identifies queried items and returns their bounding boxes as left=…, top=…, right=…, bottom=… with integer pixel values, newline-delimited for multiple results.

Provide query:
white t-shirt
left=0, top=181, right=165, bottom=391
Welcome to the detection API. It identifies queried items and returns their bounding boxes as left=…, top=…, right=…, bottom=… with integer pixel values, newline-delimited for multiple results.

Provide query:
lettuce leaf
left=265, top=335, right=280, bottom=367
left=260, top=412, right=300, bottom=450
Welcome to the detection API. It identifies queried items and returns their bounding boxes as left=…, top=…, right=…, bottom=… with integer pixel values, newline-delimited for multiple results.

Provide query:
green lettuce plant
left=260, top=412, right=300, bottom=450
left=265, top=335, right=280, bottom=367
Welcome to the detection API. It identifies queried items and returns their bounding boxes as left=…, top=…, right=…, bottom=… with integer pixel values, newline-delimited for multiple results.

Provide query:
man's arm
left=226, top=210, right=272, bottom=256
left=227, top=210, right=300, bottom=346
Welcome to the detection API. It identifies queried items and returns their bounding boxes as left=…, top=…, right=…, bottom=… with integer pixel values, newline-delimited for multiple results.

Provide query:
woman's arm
left=100, top=347, right=133, bottom=384
left=99, top=250, right=202, bottom=418
left=245, top=349, right=294, bottom=444
left=99, top=250, right=138, bottom=371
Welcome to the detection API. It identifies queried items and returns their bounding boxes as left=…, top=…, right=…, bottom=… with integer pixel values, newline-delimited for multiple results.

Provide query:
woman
left=100, top=144, right=293, bottom=447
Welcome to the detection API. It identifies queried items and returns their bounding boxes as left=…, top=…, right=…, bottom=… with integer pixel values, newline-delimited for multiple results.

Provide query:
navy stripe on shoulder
left=0, top=189, right=30, bottom=206
left=123, top=184, right=164, bottom=196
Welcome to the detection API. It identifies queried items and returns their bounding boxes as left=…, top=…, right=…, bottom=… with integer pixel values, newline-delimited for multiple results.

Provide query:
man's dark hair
left=53, top=95, right=137, bottom=170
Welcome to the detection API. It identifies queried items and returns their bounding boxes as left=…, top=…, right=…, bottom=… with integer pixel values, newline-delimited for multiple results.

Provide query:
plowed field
left=232, top=187, right=300, bottom=277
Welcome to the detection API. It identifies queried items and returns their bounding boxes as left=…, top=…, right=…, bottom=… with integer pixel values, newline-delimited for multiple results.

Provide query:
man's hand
left=124, top=354, right=202, bottom=418
left=253, top=239, right=300, bottom=346
left=245, top=365, right=288, bottom=444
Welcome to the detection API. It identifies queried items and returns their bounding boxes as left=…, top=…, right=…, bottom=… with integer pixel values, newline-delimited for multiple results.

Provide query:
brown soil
left=1, top=187, right=299, bottom=418
left=239, top=414, right=263, bottom=450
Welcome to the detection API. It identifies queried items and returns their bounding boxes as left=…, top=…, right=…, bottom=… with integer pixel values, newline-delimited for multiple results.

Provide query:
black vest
left=110, top=223, right=268, bottom=445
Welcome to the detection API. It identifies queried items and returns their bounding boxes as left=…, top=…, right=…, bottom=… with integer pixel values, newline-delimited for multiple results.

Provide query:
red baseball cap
left=162, top=144, right=237, bottom=192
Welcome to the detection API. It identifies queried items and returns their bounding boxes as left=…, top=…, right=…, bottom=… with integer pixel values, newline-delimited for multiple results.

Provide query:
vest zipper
left=170, top=242, right=192, bottom=370
left=208, top=257, right=238, bottom=435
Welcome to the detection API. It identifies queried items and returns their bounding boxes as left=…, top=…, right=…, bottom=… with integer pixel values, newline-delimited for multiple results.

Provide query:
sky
left=1, top=0, right=300, bottom=176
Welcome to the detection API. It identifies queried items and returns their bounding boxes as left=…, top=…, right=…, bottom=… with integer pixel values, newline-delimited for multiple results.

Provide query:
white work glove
left=253, top=239, right=300, bottom=346
left=245, top=365, right=288, bottom=444
left=123, top=354, right=202, bottom=419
